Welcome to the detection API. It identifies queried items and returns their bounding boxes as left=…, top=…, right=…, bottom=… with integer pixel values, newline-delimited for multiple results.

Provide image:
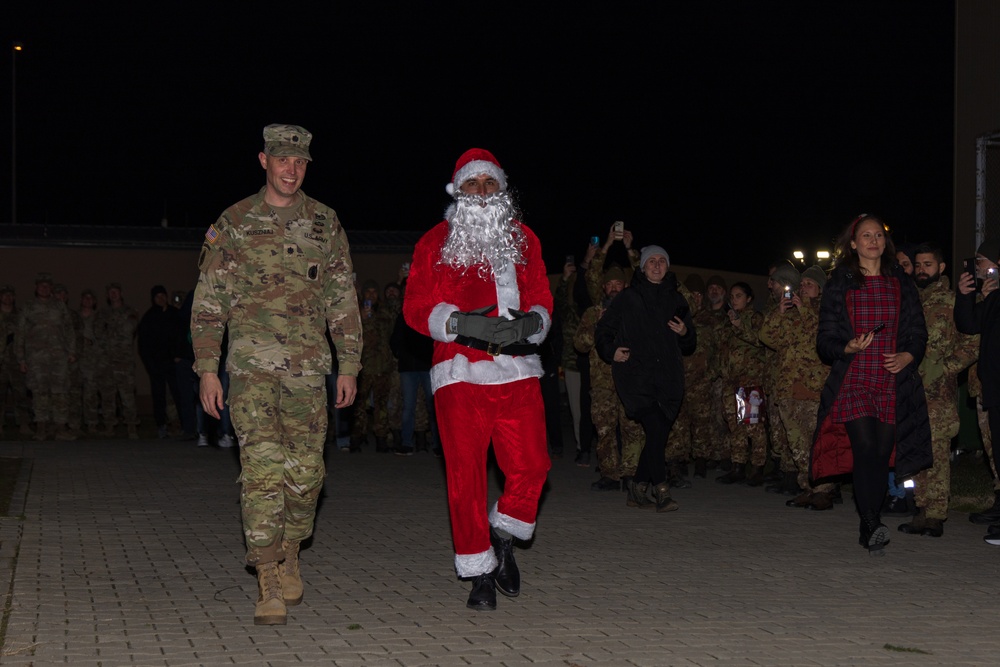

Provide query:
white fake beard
left=439, top=191, right=525, bottom=279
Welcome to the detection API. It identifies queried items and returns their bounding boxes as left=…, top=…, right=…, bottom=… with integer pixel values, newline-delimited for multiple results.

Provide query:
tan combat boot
left=279, top=539, right=303, bottom=605
left=254, top=561, right=286, bottom=625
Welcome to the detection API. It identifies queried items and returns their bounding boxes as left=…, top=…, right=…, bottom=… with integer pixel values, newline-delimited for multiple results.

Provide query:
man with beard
left=897, top=244, right=978, bottom=537
left=403, top=148, right=552, bottom=611
left=574, top=265, right=643, bottom=491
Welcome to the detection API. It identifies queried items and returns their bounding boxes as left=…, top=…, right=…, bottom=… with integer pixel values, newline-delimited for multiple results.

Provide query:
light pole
left=11, top=41, right=22, bottom=226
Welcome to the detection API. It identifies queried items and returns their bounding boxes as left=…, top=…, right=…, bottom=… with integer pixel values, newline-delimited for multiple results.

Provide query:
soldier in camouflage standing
left=54, top=284, right=85, bottom=437
left=350, top=280, right=396, bottom=452
left=16, top=273, right=76, bottom=441
left=758, top=265, right=839, bottom=508
left=192, top=124, right=361, bottom=625
left=897, top=245, right=978, bottom=537
left=77, top=289, right=103, bottom=435
left=702, top=276, right=731, bottom=469
left=575, top=265, right=644, bottom=491
left=95, top=282, right=139, bottom=439
left=0, top=285, right=35, bottom=436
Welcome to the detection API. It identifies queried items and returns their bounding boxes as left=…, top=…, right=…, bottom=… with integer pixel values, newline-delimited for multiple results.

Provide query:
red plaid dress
left=831, top=275, right=899, bottom=424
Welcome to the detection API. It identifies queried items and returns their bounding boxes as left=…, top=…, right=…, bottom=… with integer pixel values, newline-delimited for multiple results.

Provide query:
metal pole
left=11, top=42, right=21, bottom=226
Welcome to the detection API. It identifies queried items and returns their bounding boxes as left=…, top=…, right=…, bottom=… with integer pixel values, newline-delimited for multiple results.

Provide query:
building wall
left=954, top=1, right=1000, bottom=264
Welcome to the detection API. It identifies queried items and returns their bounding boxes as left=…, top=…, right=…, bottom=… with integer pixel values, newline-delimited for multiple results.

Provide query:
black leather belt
left=454, top=335, right=538, bottom=357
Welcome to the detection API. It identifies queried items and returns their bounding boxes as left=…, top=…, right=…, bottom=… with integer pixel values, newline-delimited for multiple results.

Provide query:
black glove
left=493, top=309, right=543, bottom=344
left=447, top=305, right=498, bottom=340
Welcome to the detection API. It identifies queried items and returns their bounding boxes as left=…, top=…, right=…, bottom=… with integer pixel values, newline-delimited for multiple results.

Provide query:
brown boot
left=898, top=509, right=927, bottom=535
left=254, top=561, right=287, bottom=625
left=806, top=491, right=834, bottom=511
left=55, top=426, right=77, bottom=441
left=744, top=465, right=765, bottom=487
left=625, top=480, right=655, bottom=509
left=279, top=540, right=303, bottom=605
left=652, top=482, right=679, bottom=513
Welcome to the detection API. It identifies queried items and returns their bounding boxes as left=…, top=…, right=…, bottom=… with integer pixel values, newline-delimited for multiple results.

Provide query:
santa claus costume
left=403, top=148, right=553, bottom=610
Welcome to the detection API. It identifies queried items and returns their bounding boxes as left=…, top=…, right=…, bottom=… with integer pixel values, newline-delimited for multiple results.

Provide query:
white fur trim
left=494, top=263, right=520, bottom=318
left=489, top=501, right=535, bottom=541
left=451, top=160, right=507, bottom=194
left=526, top=305, right=551, bottom=345
left=430, top=353, right=543, bottom=393
left=455, top=548, right=498, bottom=578
left=428, top=303, right=459, bottom=343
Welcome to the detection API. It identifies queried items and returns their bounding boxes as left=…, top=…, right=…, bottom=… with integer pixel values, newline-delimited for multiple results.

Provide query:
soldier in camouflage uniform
left=350, top=280, right=397, bottom=452
left=574, top=265, right=644, bottom=490
left=16, top=273, right=76, bottom=440
left=54, top=284, right=85, bottom=436
left=897, top=245, right=978, bottom=537
left=758, top=266, right=838, bottom=508
left=77, top=289, right=103, bottom=434
left=703, top=276, right=732, bottom=468
left=761, top=261, right=800, bottom=485
left=664, top=275, right=717, bottom=485
left=381, top=282, right=405, bottom=448
left=94, top=282, right=139, bottom=439
left=0, top=286, right=34, bottom=436
left=192, top=124, right=361, bottom=626
left=716, top=282, right=768, bottom=485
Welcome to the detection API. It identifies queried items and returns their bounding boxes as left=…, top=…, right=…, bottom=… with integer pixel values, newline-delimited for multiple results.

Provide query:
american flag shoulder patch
left=205, top=225, right=221, bottom=244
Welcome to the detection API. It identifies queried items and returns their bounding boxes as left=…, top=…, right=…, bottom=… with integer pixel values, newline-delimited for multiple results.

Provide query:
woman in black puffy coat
left=811, top=215, right=930, bottom=556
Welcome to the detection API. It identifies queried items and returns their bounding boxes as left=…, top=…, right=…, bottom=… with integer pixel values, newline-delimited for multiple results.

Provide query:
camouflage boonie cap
left=106, top=282, right=123, bottom=291
left=263, top=124, right=312, bottom=161
left=35, top=272, right=53, bottom=285
left=53, top=283, right=68, bottom=294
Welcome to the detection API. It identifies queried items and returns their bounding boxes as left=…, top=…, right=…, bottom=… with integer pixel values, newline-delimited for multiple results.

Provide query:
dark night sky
left=2, top=2, right=955, bottom=275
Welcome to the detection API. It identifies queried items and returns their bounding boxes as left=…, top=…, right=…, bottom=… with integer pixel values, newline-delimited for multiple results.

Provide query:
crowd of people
left=3, top=126, right=999, bottom=620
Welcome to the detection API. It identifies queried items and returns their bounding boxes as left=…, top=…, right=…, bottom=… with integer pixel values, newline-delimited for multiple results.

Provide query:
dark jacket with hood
left=810, top=263, right=931, bottom=482
left=954, top=284, right=1000, bottom=409
left=594, top=271, right=696, bottom=421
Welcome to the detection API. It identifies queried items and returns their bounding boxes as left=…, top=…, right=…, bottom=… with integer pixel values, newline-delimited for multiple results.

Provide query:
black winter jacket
left=594, top=272, right=696, bottom=421
left=810, top=264, right=931, bottom=482
left=954, top=287, right=1000, bottom=409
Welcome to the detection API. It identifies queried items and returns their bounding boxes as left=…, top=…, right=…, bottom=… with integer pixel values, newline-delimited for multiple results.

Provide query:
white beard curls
left=439, top=191, right=526, bottom=279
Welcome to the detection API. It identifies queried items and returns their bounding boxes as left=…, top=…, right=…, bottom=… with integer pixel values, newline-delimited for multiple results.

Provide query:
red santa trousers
left=434, top=377, right=550, bottom=578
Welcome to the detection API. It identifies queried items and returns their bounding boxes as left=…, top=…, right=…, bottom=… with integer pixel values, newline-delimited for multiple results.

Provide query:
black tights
left=845, top=417, right=896, bottom=522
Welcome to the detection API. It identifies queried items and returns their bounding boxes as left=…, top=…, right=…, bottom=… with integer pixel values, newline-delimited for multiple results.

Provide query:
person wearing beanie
left=574, top=264, right=643, bottom=492
left=15, top=272, right=76, bottom=441
left=191, top=124, right=362, bottom=625
left=812, top=214, right=930, bottom=556
left=595, top=245, right=696, bottom=513
left=758, top=264, right=837, bottom=507
left=956, top=239, right=1000, bottom=544
left=404, top=148, right=552, bottom=611
left=138, top=284, right=184, bottom=440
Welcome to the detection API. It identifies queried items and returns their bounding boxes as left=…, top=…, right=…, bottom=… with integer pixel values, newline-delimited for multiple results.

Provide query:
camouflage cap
left=35, top=272, right=54, bottom=285
left=81, top=288, right=96, bottom=299
left=106, top=282, right=123, bottom=291
left=263, top=124, right=312, bottom=161
left=53, top=283, right=68, bottom=294
left=0, top=284, right=14, bottom=295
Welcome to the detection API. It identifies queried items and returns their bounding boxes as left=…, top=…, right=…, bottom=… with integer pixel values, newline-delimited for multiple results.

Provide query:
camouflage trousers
left=66, top=361, right=83, bottom=430
left=765, top=385, right=787, bottom=469
left=25, top=358, right=69, bottom=425
left=976, top=397, right=998, bottom=490
left=667, top=381, right=714, bottom=462
left=707, top=378, right=730, bottom=461
left=591, top=386, right=643, bottom=479
left=388, top=371, right=403, bottom=431
left=229, top=372, right=327, bottom=566
left=79, top=363, right=102, bottom=428
left=99, top=363, right=138, bottom=426
left=910, top=399, right=958, bottom=520
left=770, top=397, right=834, bottom=493
left=724, top=385, right=767, bottom=466
left=0, top=360, right=32, bottom=427
left=351, top=371, right=394, bottom=439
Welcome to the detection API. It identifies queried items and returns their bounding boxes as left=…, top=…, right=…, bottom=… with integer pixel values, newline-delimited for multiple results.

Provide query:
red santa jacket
left=403, top=220, right=553, bottom=393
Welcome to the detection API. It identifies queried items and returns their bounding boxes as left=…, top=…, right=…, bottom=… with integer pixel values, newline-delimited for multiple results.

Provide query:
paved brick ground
left=1, top=438, right=999, bottom=666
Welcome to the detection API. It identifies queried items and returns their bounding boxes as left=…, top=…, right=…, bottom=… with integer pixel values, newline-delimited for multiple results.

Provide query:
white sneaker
left=197, top=434, right=209, bottom=447
left=218, top=434, right=236, bottom=448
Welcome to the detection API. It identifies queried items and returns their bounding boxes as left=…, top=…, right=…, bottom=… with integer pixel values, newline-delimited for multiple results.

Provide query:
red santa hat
left=445, top=148, right=507, bottom=196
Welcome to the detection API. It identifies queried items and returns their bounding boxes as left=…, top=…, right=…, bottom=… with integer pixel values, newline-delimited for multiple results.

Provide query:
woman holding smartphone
left=811, top=214, right=931, bottom=555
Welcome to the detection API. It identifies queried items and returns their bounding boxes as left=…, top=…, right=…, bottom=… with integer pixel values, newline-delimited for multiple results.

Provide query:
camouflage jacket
left=191, top=188, right=362, bottom=377
left=359, top=302, right=397, bottom=376
left=16, top=298, right=76, bottom=363
left=553, top=276, right=580, bottom=372
left=584, top=246, right=639, bottom=309
left=0, top=309, right=17, bottom=367
left=574, top=304, right=614, bottom=394
left=95, top=303, right=138, bottom=361
left=78, top=310, right=102, bottom=372
left=718, top=308, right=765, bottom=387
left=918, top=276, right=978, bottom=407
left=686, top=304, right=721, bottom=384
left=758, top=298, right=827, bottom=401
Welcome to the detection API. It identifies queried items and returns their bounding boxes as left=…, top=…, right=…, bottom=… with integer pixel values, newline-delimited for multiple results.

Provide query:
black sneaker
left=394, top=447, right=415, bottom=456
left=574, top=451, right=591, bottom=467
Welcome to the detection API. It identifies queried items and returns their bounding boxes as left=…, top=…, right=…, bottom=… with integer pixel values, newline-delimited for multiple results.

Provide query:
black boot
left=668, top=461, right=691, bottom=489
left=625, top=479, right=655, bottom=509
left=969, top=491, right=1000, bottom=525
left=766, top=471, right=796, bottom=494
left=414, top=431, right=429, bottom=453
left=859, top=515, right=890, bottom=556
left=693, top=457, right=708, bottom=479
left=348, top=436, right=364, bottom=453
left=466, top=571, right=497, bottom=611
left=490, top=528, right=520, bottom=597
left=375, top=436, right=391, bottom=453
left=716, top=463, right=746, bottom=485
left=744, top=465, right=765, bottom=487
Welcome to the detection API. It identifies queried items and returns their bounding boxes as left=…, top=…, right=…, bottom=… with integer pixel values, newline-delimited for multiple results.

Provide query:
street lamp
left=11, top=41, right=23, bottom=226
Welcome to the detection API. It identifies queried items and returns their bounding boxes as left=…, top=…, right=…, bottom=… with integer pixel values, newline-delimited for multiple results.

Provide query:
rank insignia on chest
left=205, top=225, right=221, bottom=244
left=308, top=265, right=319, bottom=280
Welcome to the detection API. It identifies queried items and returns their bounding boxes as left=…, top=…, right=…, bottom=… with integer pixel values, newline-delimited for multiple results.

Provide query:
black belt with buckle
left=454, top=335, right=538, bottom=357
